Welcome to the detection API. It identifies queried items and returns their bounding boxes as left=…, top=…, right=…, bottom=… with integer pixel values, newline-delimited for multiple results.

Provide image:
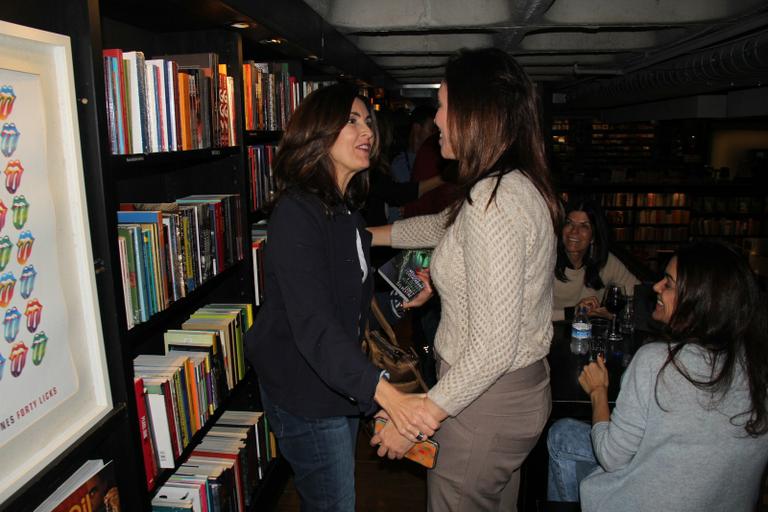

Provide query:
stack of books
left=133, top=303, right=253, bottom=489
left=116, top=194, right=243, bottom=328
left=242, top=61, right=333, bottom=131
left=149, top=410, right=276, bottom=511
left=103, top=50, right=237, bottom=155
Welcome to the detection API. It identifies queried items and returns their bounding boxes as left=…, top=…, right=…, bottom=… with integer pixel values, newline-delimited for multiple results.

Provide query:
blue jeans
left=547, top=418, right=600, bottom=502
left=260, top=389, right=359, bottom=512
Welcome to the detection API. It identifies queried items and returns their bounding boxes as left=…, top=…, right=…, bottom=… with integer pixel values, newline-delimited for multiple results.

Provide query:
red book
left=133, top=377, right=158, bottom=490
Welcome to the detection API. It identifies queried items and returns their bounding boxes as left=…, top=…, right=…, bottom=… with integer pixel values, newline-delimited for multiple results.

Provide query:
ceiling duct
left=566, top=29, right=768, bottom=108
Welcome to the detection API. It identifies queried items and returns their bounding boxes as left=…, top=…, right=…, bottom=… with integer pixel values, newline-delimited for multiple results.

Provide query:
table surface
left=547, top=321, right=658, bottom=405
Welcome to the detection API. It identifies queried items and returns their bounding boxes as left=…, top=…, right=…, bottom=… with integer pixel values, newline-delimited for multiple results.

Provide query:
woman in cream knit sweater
left=370, top=48, right=561, bottom=511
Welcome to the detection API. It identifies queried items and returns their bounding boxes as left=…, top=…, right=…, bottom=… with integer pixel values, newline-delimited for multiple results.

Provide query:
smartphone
left=374, top=418, right=439, bottom=469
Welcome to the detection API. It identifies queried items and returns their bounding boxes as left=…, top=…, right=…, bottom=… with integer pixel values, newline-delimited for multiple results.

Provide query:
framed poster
left=0, top=20, right=112, bottom=502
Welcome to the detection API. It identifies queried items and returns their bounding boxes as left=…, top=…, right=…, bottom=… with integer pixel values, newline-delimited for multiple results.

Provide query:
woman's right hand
left=374, top=380, right=441, bottom=442
left=402, top=268, right=434, bottom=310
left=577, top=296, right=612, bottom=318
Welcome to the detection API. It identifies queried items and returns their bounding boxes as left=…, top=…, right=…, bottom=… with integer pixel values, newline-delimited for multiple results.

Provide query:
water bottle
left=571, top=307, right=592, bottom=355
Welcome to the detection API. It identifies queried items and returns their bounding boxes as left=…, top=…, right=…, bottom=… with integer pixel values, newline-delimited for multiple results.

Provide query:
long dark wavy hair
left=442, top=48, right=561, bottom=230
left=656, top=242, right=768, bottom=436
left=271, top=84, right=379, bottom=213
left=554, top=199, right=610, bottom=290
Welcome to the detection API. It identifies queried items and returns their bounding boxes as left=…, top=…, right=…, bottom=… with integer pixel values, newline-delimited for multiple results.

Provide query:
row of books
left=251, top=222, right=267, bottom=307
left=242, top=61, right=333, bottom=131
left=636, top=192, right=689, bottom=207
left=634, top=226, right=689, bottom=241
left=691, top=195, right=766, bottom=215
left=133, top=303, right=253, bottom=490
left=636, top=209, right=691, bottom=224
left=117, top=194, right=244, bottom=328
left=691, top=218, right=763, bottom=237
left=103, top=49, right=237, bottom=155
left=247, top=144, right=277, bottom=211
left=150, top=410, right=276, bottom=512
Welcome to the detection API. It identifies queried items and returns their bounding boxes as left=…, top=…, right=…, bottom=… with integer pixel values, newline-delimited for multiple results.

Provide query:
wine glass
left=603, top=284, right=626, bottom=341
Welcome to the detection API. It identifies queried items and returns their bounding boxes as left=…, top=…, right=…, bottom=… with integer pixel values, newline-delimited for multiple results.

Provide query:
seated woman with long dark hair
left=552, top=199, right=639, bottom=321
left=547, top=241, right=768, bottom=511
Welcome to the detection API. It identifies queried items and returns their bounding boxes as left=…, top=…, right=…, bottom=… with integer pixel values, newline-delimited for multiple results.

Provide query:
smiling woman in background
left=547, top=241, right=768, bottom=511
left=552, top=199, right=639, bottom=321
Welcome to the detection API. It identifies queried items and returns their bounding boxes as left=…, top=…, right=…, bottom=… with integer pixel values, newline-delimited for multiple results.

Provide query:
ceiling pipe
left=572, top=64, right=624, bottom=76
left=566, top=29, right=768, bottom=107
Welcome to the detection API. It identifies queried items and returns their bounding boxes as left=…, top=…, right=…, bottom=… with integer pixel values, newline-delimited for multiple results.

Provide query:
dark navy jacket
left=245, top=190, right=380, bottom=417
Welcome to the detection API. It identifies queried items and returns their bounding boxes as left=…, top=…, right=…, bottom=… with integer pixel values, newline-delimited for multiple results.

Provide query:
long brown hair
left=442, top=48, right=561, bottom=229
left=656, top=242, right=768, bottom=436
left=272, top=84, right=379, bottom=212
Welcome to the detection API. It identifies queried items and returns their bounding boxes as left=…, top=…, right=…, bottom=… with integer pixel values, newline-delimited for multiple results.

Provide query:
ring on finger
left=415, top=431, right=426, bottom=442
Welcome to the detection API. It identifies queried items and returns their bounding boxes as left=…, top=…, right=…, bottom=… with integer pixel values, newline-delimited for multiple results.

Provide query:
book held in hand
left=376, top=249, right=432, bottom=302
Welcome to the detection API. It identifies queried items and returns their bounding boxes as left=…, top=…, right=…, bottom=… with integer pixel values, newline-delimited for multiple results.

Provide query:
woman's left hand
left=402, top=268, right=434, bottom=309
left=370, top=420, right=414, bottom=459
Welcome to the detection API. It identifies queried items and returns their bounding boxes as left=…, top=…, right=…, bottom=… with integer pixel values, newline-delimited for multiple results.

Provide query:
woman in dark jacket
left=245, top=84, right=439, bottom=512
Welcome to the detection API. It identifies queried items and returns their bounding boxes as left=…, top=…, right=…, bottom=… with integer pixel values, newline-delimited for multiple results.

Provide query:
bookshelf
left=560, top=183, right=767, bottom=273
left=1, top=0, right=360, bottom=510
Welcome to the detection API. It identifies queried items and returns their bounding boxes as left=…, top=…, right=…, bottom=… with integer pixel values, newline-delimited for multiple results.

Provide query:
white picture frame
left=0, top=20, right=113, bottom=503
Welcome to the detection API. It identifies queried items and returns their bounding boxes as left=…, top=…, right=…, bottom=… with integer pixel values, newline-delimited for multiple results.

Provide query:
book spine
left=134, top=378, right=158, bottom=489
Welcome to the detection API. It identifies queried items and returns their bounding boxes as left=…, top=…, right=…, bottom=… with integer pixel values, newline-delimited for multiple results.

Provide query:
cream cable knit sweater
left=391, top=171, right=556, bottom=416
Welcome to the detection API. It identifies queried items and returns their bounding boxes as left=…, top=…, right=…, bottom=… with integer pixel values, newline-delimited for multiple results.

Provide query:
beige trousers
left=428, top=358, right=551, bottom=512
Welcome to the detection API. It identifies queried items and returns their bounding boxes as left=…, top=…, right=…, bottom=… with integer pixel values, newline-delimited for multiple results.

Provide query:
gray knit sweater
left=391, top=171, right=556, bottom=415
left=581, top=342, right=768, bottom=512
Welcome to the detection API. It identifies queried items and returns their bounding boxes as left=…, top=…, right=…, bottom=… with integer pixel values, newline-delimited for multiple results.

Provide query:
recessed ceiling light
left=230, top=22, right=249, bottom=29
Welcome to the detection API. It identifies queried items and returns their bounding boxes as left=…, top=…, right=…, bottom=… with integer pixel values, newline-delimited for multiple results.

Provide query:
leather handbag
left=362, top=297, right=428, bottom=393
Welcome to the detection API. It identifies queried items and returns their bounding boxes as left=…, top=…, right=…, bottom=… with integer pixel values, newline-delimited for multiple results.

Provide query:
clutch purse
left=373, top=417, right=439, bottom=469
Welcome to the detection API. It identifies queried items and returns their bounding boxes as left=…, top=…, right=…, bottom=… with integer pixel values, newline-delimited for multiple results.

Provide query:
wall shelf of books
left=561, top=183, right=767, bottom=273
left=2, top=0, right=367, bottom=508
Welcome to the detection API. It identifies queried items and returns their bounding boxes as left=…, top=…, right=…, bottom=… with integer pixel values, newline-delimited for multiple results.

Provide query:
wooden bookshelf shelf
left=245, top=130, right=282, bottom=141
left=112, top=146, right=241, bottom=176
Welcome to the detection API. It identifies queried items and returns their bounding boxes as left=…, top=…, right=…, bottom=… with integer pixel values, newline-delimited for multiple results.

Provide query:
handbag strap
left=369, top=296, right=399, bottom=347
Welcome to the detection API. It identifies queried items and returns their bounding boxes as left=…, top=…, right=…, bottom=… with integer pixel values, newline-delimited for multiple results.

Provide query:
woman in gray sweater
left=547, top=241, right=768, bottom=511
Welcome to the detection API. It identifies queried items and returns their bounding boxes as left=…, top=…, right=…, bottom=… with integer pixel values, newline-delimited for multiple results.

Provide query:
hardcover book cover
left=376, top=249, right=432, bottom=302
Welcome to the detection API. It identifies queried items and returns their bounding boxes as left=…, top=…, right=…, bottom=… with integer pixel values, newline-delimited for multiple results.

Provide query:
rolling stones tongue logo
left=0, top=85, right=15, bottom=121
left=19, top=265, right=37, bottom=299
left=0, top=201, right=7, bottom=233
left=0, top=123, right=20, bottom=158
left=16, top=231, right=34, bottom=265
left=3, top=306, right=20, bottom=342
left=0, top=236, right=12, bottom=271
left=24, top=298, right=42, bottom=333
left=0, top=272, right=16, bottom=308
left=0, top=351, right=5, bottom=381
left=12, top=196, right=29, bottom=230
left=4, top=160, right=24, bottom=194
left=32, top=331, right=47, bottom=365
left=9, top=341, right=28, bottom=377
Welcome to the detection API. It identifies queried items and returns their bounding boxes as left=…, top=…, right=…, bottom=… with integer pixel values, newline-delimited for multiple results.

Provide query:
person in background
left=552, top=199, right=639, bottom=321
left=401, top=131, right=458, bottom=219
left=369, top=47, right=561, bottom=511
left=244, top=84, right=440, bottom=512
left=388, top=106, right=438, bottom=221
left=547, top=241, right=768, bottom=511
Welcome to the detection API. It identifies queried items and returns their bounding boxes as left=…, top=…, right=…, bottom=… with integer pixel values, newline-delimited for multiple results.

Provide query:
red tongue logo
left=0, top=85, right=16, bottom=120
left=4, top=160, right=24, bottom=194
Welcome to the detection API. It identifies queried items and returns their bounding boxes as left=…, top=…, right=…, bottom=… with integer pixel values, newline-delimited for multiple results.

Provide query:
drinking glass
left=619, top=296, right=635, bottom=335
left=603, top=284, right=626, bottom=342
